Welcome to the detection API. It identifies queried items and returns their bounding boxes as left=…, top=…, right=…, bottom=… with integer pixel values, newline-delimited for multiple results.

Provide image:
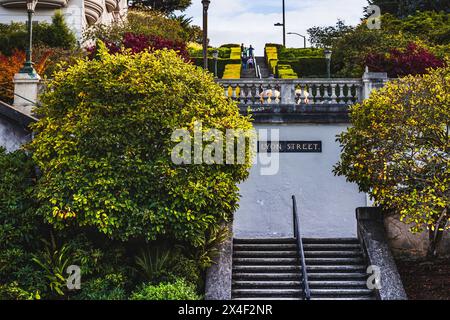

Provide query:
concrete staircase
left=240, top=57, right=270, bottom=79
left=256, top=57, right=270, bottom=78
left=231, top=238, right=376, bottom=300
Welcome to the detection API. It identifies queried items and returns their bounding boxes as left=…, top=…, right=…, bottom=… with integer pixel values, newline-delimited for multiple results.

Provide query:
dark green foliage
left=130, top=278, right=201, bottom=300
left=307, top=20, right=353, bottom=49
left=74, top=273, right=127, bottom=300
left=130, top=0, right=192, bottom=14
left=0, top=11, right=77, bottom=56
left=308, top=11, right=450, bottom=77
left=0, top=148, right=47, bottom=298
left=0, top=148, right=40, bottom=250
left=366, top=0, right=449, bottom=18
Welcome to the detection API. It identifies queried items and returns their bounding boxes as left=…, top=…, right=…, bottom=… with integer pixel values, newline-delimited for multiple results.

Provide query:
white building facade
left=0, top=0, right=128, bottom=42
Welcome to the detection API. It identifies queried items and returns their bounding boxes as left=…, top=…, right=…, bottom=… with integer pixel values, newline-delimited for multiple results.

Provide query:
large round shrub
left=30, top=43, right=253, bottom=246
left=334, top=64, right=450, bottom=257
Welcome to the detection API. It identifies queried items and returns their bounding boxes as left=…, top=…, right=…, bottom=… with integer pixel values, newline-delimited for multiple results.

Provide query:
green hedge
left=220, top=43, right=241, bottom=48
left=278, top=58, right=327, bottom=77
left=192, top=58, right=241, bottom=78
left=189, top=47, right=231, bottom=59
left=278, top=47, right=324, bottom=60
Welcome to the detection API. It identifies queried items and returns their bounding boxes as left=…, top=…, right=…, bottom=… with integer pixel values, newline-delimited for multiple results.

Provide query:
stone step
left=233, top=273, right=301, bottom=280
left=308, top=280, right=368, bottom=288
left=233, top=265, right=366, bottom=273
left=234, top=250, right=298, bottom=257
left=304, top=250, right=363, bottom=257
left=234, top=243, right=297, bottom=251
left=311, top=297, right=376, bottom=301
left=233, top=265, right=301, bottom=272
left=303, top=243, right=362, bottom=251
left=234, top=297, right=302, bottom=301
left=305, top=265, right=367, bottom=272
left=233, top=257, right=299, bottom=265
left=234, top=238, right=296, bottom=245
left=233, top=281, right=301, bottom=288
left=310, top=288, right=374, bottom=296
left=307, top=272, right=368, bottom=280
left=302, top=238, right=360, bottom=245
left=305, top=257, right=365, bottom=265
left=232, top=289, right=302, bottom=297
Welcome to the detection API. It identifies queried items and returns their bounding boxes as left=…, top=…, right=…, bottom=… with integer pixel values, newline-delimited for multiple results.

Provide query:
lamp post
left=274, top=0, right=286, bottom=47
left=20, top=0, right=39, bottom=74
left=287, top=32, right=306, bottom=48
left=212, top=49, right=219, bottom=78
left=324, top=49, right=332, bottom=78
left=202, top=0, right=210, bottom=70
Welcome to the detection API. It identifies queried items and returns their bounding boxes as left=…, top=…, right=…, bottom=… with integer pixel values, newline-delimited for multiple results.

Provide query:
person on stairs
left=242, top=54, right=248, bottom=70
left=247, top=56, right=254, bottom=69
left=248, top=45, right=255, bottom=58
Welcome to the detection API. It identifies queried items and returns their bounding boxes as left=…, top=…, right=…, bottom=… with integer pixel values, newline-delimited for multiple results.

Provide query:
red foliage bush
left=89, top=33, right=190, bottom=62
left=366, top=42, right=445, bottom=77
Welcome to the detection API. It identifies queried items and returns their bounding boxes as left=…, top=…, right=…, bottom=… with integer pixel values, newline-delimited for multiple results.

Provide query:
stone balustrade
left=216, top=78, right=364, bottom=106
left=216, top=71, right=389, bottom=108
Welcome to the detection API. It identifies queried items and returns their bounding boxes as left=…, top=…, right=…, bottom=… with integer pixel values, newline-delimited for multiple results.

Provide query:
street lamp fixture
left=287, top=32, right=307, bottom=49
left=212, top=49, right=219, bottom=78
left=202, top=0, right=211, bottom=70
left=20, top=0, right=39, bottom=74
left=274, top=0, right=286, bottom=47
left=324, top=49, right=332, bottom=78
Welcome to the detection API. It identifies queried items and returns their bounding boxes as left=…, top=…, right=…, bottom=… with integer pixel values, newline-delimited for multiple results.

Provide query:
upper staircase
left=240, top=56, right=270, bottom=79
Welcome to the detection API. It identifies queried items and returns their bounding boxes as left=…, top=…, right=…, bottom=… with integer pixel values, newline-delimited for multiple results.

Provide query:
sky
left=181, top=0, right=368, bottom=55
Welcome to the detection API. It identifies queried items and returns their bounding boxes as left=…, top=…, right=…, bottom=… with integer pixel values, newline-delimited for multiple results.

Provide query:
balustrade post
left=280, top=82, right=295, bottom=105
left=362, top=66, right=388, bottom=101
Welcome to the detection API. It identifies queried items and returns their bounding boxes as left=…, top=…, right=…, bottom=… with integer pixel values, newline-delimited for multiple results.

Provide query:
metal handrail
left=292, top=195, right=311, bottom=300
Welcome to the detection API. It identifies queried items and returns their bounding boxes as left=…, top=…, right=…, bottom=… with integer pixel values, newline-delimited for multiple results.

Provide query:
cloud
left=182, top=0, right=367, bottom=55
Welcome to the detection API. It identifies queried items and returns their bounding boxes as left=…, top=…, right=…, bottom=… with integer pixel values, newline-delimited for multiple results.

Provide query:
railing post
left=362, top=66, right=388, bottom=101
left=280, top=81, right=295, bottom=104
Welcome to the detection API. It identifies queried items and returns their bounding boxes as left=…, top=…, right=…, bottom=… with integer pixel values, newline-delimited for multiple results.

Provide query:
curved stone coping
left=85, top=0, right=104, bottom=25
left=105, top=0, right=118, bottom=12
left=356, top=207, right=408, bottom=300
left=0, top=0, right=68, bottom=8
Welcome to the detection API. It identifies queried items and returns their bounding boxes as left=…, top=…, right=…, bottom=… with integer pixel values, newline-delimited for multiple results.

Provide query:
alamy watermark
left=367, top=5, right=382, bottom=30
left=66, top=265, right=81, bottom=290
left=367, top=265, right=382, bottom=290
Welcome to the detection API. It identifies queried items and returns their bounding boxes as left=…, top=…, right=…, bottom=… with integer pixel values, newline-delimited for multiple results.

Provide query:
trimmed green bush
left=130, top=278, right=201, bottom=300
left=279, top=58, right=327, bottom=78
left=30, top=44, right=253, bottom=247
left=220, top=44, right=241, bottom=48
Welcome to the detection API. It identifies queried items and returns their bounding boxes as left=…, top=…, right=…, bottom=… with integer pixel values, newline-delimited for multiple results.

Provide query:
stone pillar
left=13, top=72, right=41, bottom=116
left=280, top=82, right=295, bottom=105
left=362, top=66, right=388, bottom=100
